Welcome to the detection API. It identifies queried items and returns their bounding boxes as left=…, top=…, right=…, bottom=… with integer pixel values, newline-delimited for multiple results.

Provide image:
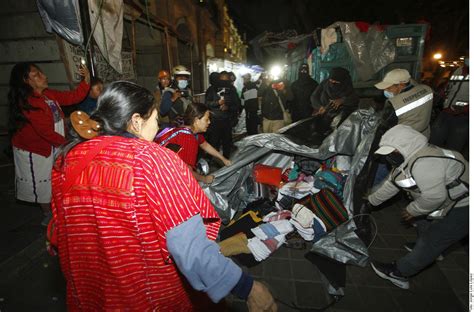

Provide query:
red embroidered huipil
left=155, top=127, right=205, bottom=168
left=51, top=136, right=220, bottom=311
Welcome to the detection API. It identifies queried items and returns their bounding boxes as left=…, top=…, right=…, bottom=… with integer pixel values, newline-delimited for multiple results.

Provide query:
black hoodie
left=290, top=68, right=319, bottom=121
left=310, top=67, right=359, bottom=117
left=205, top=72, right=240, bottom=120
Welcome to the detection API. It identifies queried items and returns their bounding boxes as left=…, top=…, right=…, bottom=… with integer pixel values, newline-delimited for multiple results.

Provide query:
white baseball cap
left=374, top=145, right=396, bottom=155
left=375, top=69, right=411, bottom=90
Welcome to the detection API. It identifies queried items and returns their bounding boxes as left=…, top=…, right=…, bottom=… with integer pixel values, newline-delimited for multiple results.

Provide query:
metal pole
left=78, top=0, right=96, bottom=77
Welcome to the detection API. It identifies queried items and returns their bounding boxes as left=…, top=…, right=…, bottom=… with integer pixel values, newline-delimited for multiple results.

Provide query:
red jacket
left=12, top=80, right=90, bottom=157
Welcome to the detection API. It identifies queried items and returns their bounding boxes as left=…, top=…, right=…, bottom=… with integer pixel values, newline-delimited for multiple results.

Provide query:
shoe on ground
left=370, top=261, right=410, bottom=289
left=404, top=242, right=444, bottom=261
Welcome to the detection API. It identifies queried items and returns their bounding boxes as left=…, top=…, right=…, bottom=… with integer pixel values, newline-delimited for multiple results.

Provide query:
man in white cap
left=375, top=69, right=433, bottom=137
left=367, top=125, right=468, bottom=289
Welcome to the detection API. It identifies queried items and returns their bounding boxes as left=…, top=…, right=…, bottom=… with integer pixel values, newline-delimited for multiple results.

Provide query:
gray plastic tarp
left=37, top=0, right=83, bottom=45
left=202, top=108, right=381, bottom=268
left=329, top=22, right=396, bottom=81
left=203, top=107, right=380, bottom=226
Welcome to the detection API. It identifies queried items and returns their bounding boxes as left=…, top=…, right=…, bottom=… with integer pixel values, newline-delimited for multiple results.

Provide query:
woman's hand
left=247, top=281, right=277, bottom=312
left=203, top=175, right=215, bottom=184
left=222, top=158, right=232, bottom=166
left=78, top=64, right=90, bottom=84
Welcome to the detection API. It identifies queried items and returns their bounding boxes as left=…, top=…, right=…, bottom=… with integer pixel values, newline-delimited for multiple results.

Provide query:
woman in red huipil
left=8, top=62, right=90, bottom=225
left=51, top=81, right=276, bottom=311
left=155, top=102, right=232, bottom=184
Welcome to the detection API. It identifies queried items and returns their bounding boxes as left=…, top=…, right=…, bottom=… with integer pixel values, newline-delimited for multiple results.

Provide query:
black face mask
left=218, top=80, right=232, bottom=88
left=385, top=152, right=405, bottom=168
left=328, top=81, right=344, bottom=94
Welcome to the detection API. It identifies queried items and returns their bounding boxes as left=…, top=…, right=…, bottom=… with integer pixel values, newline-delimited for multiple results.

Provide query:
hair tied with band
left=70, top=111, right=100, bottom=139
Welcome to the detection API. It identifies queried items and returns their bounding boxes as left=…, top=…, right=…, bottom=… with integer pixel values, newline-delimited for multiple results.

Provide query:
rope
left=84, top=0, right=104, bottom=54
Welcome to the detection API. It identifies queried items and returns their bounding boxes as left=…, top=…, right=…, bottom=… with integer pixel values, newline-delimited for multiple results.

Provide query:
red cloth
left=12, top=80, right=90, bottom=157
left=51, top=136, right=220, bottom=311
left=355, top=21, right=370, bottom=33
left=155, top=127, right=205, bottom=168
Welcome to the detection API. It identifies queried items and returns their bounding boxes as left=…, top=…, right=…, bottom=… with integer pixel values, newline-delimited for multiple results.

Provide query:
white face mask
left=178, top=80, right=188, bottom=89
left=384, top=90, right=395, bottom=98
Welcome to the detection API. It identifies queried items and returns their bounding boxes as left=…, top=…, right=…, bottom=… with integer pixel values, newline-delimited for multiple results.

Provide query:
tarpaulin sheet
left=203, top=107, right=381, bottom=226
left=89, top=0, right=124, bottom=74
left=202, top=108, right=382, bottom=294
left=37, top=0, right=83, bottom=45
left=329, top=22, right=396, bottom=81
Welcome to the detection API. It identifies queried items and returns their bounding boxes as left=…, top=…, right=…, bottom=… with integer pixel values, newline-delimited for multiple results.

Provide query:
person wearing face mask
left=205, top=71, right=240, bottom=158
left=366, top=125, right=468, bottom=290
left=159, top=65, right=192, bottom=127
left=375, top=68, right=433, bottom=138
left=290, top=63, right=319, bottom=122
left=155, top=102, right=232, bottom=184
left=310, top=67, right=359, bottom=128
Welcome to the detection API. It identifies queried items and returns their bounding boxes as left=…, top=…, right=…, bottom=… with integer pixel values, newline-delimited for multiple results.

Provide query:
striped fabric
left=51, top=136, right=220, bottom=311
left=297, top=188, right=348, bottom=232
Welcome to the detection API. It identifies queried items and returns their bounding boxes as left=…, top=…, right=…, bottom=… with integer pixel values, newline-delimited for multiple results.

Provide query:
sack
left=283, top=110, right=292, bottom=125
left=253, top=164, right=283, bottom=187
left=297, top=188, right=349, bottom=232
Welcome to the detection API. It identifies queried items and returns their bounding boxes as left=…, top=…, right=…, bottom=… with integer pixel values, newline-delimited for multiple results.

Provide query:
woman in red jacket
left=155, top=102, right=232, bottom=184
left=8, top=62, right=90, bottom=225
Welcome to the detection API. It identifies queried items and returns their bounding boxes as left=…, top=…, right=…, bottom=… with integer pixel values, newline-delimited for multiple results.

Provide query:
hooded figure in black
left=241, top=73, right=260, bottom=135
left=289, top=64, right=319, bottom=122
left=310, top=67, right=359, bottom=126
left=205, top=71, right=240, bottom=158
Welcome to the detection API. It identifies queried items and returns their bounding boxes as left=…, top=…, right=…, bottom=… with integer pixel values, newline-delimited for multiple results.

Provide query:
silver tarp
left=329, top=22, right=396, bottom=81
left=203, top=107, right=381, bottom=266
left=203, top=107, right=380, bottom=225
left=37, top=0, right=83, bottom=45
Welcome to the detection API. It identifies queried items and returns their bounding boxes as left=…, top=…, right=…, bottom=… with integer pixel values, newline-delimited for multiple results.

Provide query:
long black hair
left=58, top=81, right=156, bottom=162
left=8, top=62, right=39, bottom=136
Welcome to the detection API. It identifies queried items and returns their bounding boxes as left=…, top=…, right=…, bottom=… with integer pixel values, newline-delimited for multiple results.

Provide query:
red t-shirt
left=155, top=127, right=205, bottom=168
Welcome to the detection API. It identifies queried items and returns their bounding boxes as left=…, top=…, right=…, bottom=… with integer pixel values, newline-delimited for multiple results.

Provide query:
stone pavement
left=0, top=151, right=469, bottom=311
left=227, top=198, right=469, bottom=311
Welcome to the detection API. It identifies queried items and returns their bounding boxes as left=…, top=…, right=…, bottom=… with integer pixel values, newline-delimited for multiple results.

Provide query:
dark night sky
left=227, top=0, right=469, bottom=63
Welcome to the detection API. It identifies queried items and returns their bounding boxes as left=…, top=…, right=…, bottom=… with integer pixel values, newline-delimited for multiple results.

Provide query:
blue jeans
left=397, top=206, right=469, bottom=276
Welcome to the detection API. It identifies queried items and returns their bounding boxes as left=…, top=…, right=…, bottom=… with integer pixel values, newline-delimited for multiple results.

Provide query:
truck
left=285, top=22, right=427, bottom=97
